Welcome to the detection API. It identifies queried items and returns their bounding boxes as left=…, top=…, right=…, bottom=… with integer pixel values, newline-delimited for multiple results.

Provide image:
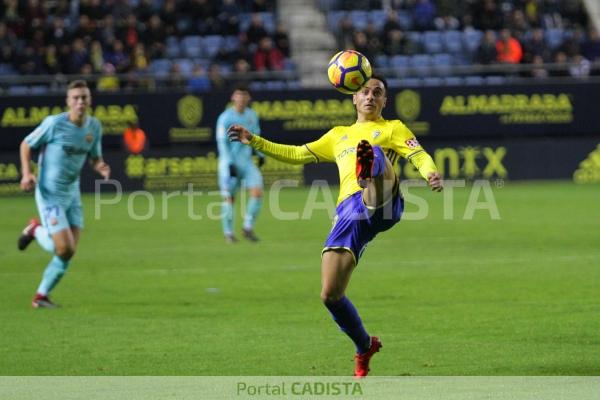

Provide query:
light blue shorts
left=35, top=189, right=83, bottom=234
left=218, top=162, right=263, bottom=197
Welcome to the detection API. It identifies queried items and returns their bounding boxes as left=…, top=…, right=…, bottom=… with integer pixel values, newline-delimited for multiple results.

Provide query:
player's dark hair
left=232, top=84, right=250, bottom=94
left=68, top=80, right=89, bottom=90
left=369, top=74, right=388, bottom=93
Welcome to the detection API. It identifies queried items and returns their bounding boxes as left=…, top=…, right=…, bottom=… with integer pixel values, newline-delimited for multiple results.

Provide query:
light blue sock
left=36, top=255, right=70, bottom=296
left=243, top=196, right=262, bottom=230
left=34, top=226, right=55, bottom=253
left=221, top=201, right=234, bottom=235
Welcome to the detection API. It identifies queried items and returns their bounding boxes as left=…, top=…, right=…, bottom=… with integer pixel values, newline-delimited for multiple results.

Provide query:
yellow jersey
left=249, top=118, right=438, bottom=205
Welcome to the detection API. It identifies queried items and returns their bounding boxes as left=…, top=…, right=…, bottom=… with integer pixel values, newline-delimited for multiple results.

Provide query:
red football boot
left=354, top=336, right=382, bottom=377
left=32, top=293, right=59, bottom=309
left=18, top=218, right=40, bottom=251
left=356, top=140, right=374, bottom=188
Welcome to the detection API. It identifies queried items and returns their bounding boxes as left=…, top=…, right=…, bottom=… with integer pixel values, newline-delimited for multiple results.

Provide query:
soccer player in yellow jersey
left=228, top=75, right=443, bottom=376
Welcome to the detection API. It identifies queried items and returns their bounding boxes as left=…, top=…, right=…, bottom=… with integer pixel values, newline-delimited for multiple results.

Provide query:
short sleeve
left=24, top=116, right=54, bottom=149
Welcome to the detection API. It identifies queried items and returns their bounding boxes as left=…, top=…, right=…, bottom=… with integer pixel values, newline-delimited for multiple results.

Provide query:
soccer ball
left=327, top=50, right=373, bottom=94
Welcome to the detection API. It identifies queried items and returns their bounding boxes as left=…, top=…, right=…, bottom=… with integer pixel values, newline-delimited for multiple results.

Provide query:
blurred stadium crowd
left=0, top=0, right=293, bottom=92
left=1, top=0, right=599, bottom=93
left=325, top=0, right=600, bottom=83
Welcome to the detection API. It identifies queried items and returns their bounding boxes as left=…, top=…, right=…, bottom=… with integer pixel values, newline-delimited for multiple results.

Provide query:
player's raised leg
left=321, top=250, right=381, bottom=376
left=356, top=140, right=397, bottom=209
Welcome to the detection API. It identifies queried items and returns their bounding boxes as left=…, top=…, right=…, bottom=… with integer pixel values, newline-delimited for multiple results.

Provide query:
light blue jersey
left=25, top=113, right=102, bottom=233
left=216, top=107, right=263, bottom=195
left=216, top=107, right=261, bottom=168
left=25, top=113, right=102, bottom=204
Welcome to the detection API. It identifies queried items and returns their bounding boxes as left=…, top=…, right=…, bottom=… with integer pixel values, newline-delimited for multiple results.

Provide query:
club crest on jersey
left=372, top=130, right=381, bottom=139
left=85, top=133, right=93, bottom=143
left=50, top=218, right=58, bottom=226
left=405, top=137, right=420, bottom=149
left=338, top=134, right=348, bottom=142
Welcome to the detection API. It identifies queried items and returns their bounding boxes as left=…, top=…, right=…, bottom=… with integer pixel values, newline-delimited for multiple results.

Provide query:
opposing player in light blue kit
left=17, top=80, right=111, bottom=308
left=216, top=85, right=264, bottom=243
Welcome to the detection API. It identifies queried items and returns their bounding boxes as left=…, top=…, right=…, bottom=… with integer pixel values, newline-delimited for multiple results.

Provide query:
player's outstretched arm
left=91, top=157, right=111, bottom=180
left=19, top=140, right=36, bottom=192
left=228, top=124, right=317, bottom=165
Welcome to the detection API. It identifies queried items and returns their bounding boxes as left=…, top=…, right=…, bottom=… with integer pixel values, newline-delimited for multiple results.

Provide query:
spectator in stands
left=549, top=51, right=570, bottom=77
left=253, top=37, right=284, bottom=71
left=135, top=0, right=156, bottom=24
left=187, top=64, right=211, bottom=92
left=559, top=28, right=584, bottom=58
left=144, top=15, right=167, bottom=59
left=208, top=63, right=227, bottom=90
left=89, top=40, right=104, bottom=73
left=99, top=15, right=117, bottom=45
left=0, top=22, right=17, bottom=51
left=97, top=62, right=120, bottom=92
left=45, top=17, right=69, bottom=47
left=384, top=29, right=417, bottom=56
left=185, top=0, right=218, bottom=35
left=168, top=62, right=185, bottom=89
left=131, top=43, right=149, bottom=73
left=476, top=30, right=498, bottom=65
left=569, top=54, right=591, bottom=78
left=231, top=58, right=252, bottom=88
left=496, top=29, right=523, bottom=64
left=507, top=9, right=530, bottom=41
left=119, top=14, right=140, bottom=51
left=43, top=44, right=61, bottom=74
left=560, top=0, right=587, bottom=28
left=582, top=28, right=600, bottom=61
left=412, top=0, right=436, bottom=31
left=160, top=0, right=179, bottom=36
left=246, top=13, right=269, bottom=45
left=274, top=22, right=290, bottom=57
left=434, top=14, right=460, bottom=31
left=530, top=55, right=549, bottom=79
left=219, top=0, right=242, bottom=36
left=523, top=28, right=550, bottom=63
left=106, top=39, right=130, bottom=73
left=68, top=38, right=90, bottom=74
left=523, top=0, right=542, bottom=28
left=336, top=14, right=355, bottom=50
left=473, top=0, right=503, bottom=31
left=364, top=21, right=382, bottom=55
left=352, top=31, right=375, bottom=64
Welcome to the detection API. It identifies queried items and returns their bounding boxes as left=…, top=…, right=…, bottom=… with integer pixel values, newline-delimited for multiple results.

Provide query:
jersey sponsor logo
left=405, top=138, right=420, bottom=149
left=62, top=145, right=88, bottom=155
left=372, top=130, right=381, bottom=139
left=85, top=133, right=93, bottom=143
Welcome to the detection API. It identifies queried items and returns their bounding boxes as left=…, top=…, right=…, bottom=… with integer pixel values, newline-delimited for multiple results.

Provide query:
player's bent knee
left=55, top=245, right=75, bottom=260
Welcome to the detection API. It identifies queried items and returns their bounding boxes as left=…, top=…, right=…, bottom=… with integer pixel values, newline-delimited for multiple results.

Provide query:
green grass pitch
left=0, top=181, right=599, bottom=376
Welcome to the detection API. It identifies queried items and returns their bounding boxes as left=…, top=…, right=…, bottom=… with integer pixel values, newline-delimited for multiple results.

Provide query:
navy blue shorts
left=323, top=189, right=404, bottom=265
